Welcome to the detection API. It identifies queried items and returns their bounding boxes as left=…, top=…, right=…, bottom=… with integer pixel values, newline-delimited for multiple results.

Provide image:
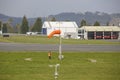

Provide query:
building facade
left=42, top=21, right=120, bottom=40
left=42, top=21, right=78, bottom=39
left=78, top=26, right=120, bottom=40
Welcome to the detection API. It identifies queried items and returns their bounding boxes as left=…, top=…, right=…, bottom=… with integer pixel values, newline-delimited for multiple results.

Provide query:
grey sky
left=0, top=0, right=120, bottom=18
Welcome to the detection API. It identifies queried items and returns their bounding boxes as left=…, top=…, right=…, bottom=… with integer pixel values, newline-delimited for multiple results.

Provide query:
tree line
left=0, top=16, right=107, bottom=34
left=0, top=16, right=42, bottom=34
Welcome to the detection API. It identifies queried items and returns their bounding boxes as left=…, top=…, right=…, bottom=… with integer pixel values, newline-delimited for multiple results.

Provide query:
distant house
left=78, top=26, right=120, bottom=40
left=42, top=21, right=78, bottom=39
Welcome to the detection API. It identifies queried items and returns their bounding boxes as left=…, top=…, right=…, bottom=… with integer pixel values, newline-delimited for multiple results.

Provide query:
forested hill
left=48, top=12, right=120, bottom=26
left=0, top=12, right=120, bottom=26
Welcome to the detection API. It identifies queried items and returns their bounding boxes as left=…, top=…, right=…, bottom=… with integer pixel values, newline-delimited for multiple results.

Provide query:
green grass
left=0, top=52, right=120, bottom=80
left=0, top=35, right=120, bottom=44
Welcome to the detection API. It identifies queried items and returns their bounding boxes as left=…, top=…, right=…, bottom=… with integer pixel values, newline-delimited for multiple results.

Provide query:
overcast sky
left=0, top=0, right=120, bottom=18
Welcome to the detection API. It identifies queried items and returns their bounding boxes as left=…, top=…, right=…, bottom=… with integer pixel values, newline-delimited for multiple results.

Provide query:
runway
left=0, top=43, right=120, bottom=52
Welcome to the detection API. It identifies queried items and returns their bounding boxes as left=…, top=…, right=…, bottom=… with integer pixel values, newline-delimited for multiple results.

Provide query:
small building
left=78, top=26, right=120, bottom=40
left=42, top=21, right=78, bottom=39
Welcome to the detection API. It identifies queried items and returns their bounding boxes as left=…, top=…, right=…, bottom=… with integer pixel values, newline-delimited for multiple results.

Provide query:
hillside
left=49, top=12, right=120, bottom=26
left=0, top=12, right=120, bottom=26
left=0, top=13, right=37, bottom=26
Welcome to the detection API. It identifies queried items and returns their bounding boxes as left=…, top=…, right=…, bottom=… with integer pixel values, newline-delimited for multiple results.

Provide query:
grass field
left=0, top=52, right=120, bottom=80
left=0, top=35, right=120, bottom=44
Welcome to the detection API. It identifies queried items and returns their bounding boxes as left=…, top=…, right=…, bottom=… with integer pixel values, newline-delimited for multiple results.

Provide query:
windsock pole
left=58, top=34, right=62, bottom=60
left=58, top=22, right=63, bottom=60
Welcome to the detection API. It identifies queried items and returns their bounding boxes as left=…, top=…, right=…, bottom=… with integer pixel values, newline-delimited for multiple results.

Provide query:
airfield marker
left=49, top=64, right=60, bottom=80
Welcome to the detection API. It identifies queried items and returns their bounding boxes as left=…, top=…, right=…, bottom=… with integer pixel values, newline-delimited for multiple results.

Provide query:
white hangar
left=42, top=21, right=78, bottom=39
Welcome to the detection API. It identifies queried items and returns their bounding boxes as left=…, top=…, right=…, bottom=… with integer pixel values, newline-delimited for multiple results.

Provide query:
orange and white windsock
left=48, top=30, right=61, bottom=38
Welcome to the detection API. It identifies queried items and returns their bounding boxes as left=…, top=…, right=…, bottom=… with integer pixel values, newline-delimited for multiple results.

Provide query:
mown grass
left=0, top=35, right=120, bottom=44
left=0, top=52, right=120, bottom=80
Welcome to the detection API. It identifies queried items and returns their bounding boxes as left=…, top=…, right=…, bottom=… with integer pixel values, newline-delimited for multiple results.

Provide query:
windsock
left=48, top=30, right=61, bottom=38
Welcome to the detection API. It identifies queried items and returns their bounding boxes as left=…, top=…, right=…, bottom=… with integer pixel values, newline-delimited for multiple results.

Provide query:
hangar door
left=88, top=32, right=94, bottom=39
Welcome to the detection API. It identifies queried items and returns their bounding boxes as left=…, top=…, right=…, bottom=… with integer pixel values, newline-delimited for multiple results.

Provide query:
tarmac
left=0, top=42, right=120, bottom=52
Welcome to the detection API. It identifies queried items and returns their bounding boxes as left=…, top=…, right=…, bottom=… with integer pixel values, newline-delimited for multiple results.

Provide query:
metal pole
left=58, top=22, right=63, bottom=60
left=59, top=34, right=62, bottom=60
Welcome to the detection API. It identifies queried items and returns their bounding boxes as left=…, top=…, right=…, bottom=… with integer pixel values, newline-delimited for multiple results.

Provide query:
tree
left=93, top=21, right=100, bottom=26
left=47, top=16, right=56, bottom=21
left=80, top=19, right=87, bottom=27
left=50, top=17, right=56, bottom=21
left=15, top=24, right=21, bottom=33
left=20, top=16, right=29, bottom=34
left=8, top=18, right=13, bottom=24
left=0, top=21, right=2, bottom=30
left=106, top=22, right=109, bottom=26
left=6, top=24, right=14, bottom=33
left=31, top=17, right=42, bottom=32
left=2, top=23, right=7, bottom=33
left=6, top=18, right=14, bottom=33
